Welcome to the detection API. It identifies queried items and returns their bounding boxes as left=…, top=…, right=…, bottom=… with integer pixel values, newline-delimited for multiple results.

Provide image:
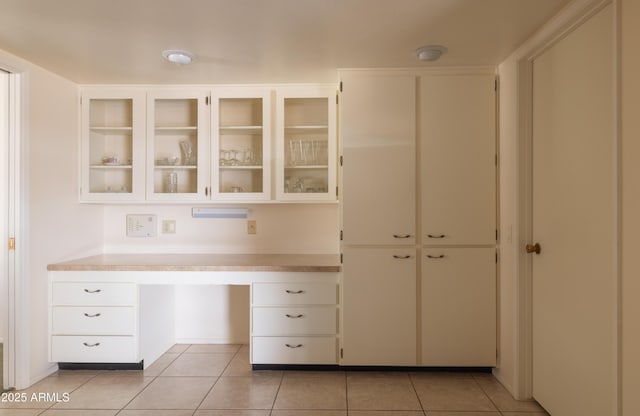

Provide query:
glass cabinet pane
left=218, top=98, right=264, bottom=194
left=212, top=88, right=270, bottom=201
left=151, top=98, right=200, bottom=195
left=283, top=97, right=331, bottom=196
left=87, top=98, right=134, bottom=194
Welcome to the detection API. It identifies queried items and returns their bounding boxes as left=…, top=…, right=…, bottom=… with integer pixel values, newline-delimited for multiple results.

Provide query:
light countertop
left=47, top=253, right=341, bottom=273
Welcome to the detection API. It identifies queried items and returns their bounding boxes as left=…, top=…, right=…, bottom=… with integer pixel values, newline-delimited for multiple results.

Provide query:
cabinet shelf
left=285, top=125, right=328, bottom=134
left=154, top=165, right=197, bottom=170
left=90, top=126, right=133, bottom=134
left=220, top=165, right=263, bottom=170
left=90, top=164, right=133, bottom=170
left=285, top=165, right=329, bottom=170
left=219, top=125, right=263, bottom=135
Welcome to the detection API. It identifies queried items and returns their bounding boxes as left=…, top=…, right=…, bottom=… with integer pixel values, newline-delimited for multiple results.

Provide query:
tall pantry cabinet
left=339, top=69, right=497, bottom=367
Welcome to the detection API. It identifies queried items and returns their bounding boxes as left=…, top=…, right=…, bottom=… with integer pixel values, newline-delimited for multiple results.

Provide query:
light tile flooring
left=0, top=344, right=550, bottom=416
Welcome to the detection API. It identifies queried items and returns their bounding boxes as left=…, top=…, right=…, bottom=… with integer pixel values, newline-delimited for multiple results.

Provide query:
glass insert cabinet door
left=80, top=89, right=146, bottom=201
left=276, top=86, right=337, bottom=201
left=146, top=89, right=209, bottom=201
left=211, top=87, right=271, bottom=201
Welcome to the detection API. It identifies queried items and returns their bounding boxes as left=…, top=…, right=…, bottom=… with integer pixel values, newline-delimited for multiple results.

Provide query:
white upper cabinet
left=275, top=86, right=337, bottom=201
left=80, top=89, right=146, bottom=201
left=340, top=74, right=416, bottom=245
left=146, top=88, right=210, bottom=201
left=421, top=74, right=496, bottom=245
left=212, top=87, right=271, bottom=201
left=80, top=84, right=337, bottom=204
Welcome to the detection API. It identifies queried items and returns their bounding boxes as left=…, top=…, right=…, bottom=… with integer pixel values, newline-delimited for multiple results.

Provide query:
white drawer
left=252, top=283, right=336, bottom=306
left=52, top=282, right=136, bottom=306
left=252, top=336, right=337, bottom=364
left=252, top=307, right=336, bottom=335
left=51, top=335, right=137, bottom=363
left=52, top=306, right=135, bottom=335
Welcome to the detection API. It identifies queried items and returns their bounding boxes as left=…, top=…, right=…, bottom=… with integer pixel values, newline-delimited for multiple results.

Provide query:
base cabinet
left=50, top=271, right=340, bottom=368
left=250, top=282, right=339, bottom=365
left=49, top=281, right=139, bottom=364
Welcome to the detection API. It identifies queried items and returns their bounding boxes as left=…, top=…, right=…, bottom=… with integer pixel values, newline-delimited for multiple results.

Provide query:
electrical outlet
left=247, top=220, right=257, bottom=235
left=162, top=220, right=176, bottom=234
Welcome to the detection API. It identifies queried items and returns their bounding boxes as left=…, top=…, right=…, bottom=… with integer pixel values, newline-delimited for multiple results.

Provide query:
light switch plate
left=162, top=220, right=176, bottom=234
left=126, top=214, right=157, bottom=237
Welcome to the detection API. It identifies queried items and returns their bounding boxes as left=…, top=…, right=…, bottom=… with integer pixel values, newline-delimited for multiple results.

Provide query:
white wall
left=102, top=204, right=339, bottom=254
left=621, top=0, right=640, bottom=413
left=0, top=48, right=104, bottom=387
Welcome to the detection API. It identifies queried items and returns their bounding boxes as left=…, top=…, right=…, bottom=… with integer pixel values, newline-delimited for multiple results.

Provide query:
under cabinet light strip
left=192, top=207, right=248, bottom=219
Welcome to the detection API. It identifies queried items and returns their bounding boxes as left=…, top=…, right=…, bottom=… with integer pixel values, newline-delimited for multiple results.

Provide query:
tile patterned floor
left=0, top=344, right=550, bottom=416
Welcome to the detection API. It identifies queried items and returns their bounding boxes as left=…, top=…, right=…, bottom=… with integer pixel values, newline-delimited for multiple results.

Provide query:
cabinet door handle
left=83, top=313, right=102, bottom=318
left=285, top=290, right=305, bottom=294
left=393, top=255, right=412, bottom=259
left=285, top=314, right=304, bottom=319
left=427, top=234, right=446, bottom=239
left=393, top=234, right=412, bottom=239
left=426, top=254, right=446, bottom=259
left=83, top=289, right=102, bottom=293
left=82, top=342, right=101, bottom=347
left=285, top=343, right=303, bottom=349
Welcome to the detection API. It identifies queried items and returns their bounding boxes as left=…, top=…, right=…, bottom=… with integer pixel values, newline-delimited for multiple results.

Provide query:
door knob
left=525, top=243, right=541, bottom=254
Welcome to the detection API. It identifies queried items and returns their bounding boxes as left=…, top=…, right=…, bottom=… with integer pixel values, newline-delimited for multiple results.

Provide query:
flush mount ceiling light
left=162, top=49, right=195, bottom=65
left=415, top=45, right=448, bottom=62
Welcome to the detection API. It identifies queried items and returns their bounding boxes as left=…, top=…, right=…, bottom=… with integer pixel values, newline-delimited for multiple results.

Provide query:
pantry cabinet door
left=421, top=247, right=496, bottom=366
left=421, top=74, right=496, bottom=246
left=341, top=247, right=417, bottom=366
left=340, top=74, right=416, bottom=245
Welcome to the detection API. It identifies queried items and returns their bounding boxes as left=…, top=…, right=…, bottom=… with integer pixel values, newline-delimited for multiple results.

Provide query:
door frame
left=0, top=59, right=28, bottom=390
left=513, top=0, right=620, bottom=407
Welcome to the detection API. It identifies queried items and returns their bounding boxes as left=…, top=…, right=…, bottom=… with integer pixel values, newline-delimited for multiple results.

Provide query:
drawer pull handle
left=393, top=234, right=412, bottom=239
left=285, top=343, right=303, bottom=349
left=426, top=254, right=446, bottom=259
left=83, top=313, right=102, bottom=318
left=82, top=342, right=101, bottom=347
left=427, top=234, right=446, bottom=239
left=83, top=289, right=102, bottom=294
left=285, top=290, right=305, bottom=294
left=393, top=255, right=411, bottom=259
left=285, top=314, right=304, bottom=319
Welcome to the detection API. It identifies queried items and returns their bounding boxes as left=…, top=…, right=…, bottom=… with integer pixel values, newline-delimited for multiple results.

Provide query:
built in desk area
left=47, top=253, right=341, bottom=369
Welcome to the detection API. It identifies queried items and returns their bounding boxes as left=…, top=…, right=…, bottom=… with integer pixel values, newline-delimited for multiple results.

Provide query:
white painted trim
left=9, top=71, right=29, bottom=390
left=0, top=69, right=9, bottom=390
left=511, top=0, right=618, bottom=404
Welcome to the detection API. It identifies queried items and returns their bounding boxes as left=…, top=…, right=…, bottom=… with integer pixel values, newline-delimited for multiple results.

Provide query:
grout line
left=407, top=372, right=427, bottom=416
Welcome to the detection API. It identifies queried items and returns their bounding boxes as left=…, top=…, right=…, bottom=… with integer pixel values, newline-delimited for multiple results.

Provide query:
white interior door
left=531, top=4, right=616, bottom=415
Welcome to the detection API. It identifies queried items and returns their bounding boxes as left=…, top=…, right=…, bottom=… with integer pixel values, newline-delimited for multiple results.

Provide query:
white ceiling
left=0, top=0, right=573, bottom=85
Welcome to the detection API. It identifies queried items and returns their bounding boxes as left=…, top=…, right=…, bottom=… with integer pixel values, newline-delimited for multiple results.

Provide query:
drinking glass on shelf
left=243, top=148, right=255, bottom=166
left=220, top=149, right=229, bottom=166
left=288, top=140, right=300, bottom=166
left=180, top=140, right=194, bottom=165
left=302, top=140, right=314, bottom=165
